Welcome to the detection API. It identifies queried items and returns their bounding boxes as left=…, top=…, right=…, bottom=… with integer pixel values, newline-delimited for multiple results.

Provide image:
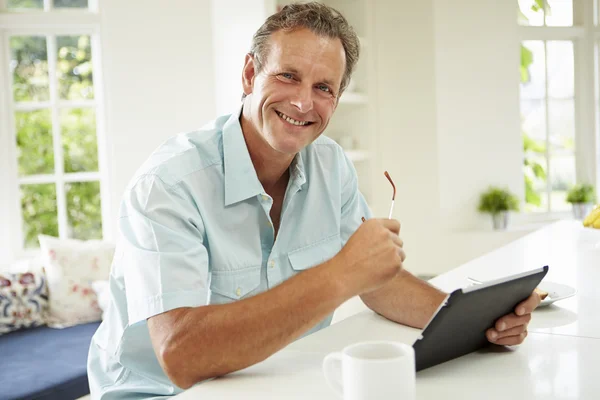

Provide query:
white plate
left=537, top=281, right=577, bottom=307
left=465, top=279, right=576, bottom=307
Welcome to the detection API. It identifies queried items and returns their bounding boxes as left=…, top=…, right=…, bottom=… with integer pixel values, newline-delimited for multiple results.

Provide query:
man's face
left=242, top=28, right=346, bottom=155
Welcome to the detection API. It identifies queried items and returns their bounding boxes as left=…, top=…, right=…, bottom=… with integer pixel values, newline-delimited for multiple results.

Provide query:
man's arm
left=148, top=218, right=404, bottom=389
left=360, top=269, right=543, bottom=346
left=148, top=260, right=348, bottom=389
left=360, top=269, right=446, bottom=329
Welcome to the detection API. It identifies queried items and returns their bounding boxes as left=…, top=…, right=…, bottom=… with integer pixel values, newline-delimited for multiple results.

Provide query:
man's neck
left=240, top=106, right=294, bottom=193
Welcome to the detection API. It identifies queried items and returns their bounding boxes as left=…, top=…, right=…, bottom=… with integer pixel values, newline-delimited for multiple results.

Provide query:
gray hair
left=245, top=2, right=360, bottom=99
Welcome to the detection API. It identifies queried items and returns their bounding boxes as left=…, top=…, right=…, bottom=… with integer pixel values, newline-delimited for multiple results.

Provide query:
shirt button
left=261, top=194, right=269, bottom=202
left=236, top=287, right=242, bottom=297
left=269, top=260, right=275, bottom=268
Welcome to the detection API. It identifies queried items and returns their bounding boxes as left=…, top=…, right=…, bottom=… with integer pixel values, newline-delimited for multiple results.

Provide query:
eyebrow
left=280, top=66, right=337, bottom=88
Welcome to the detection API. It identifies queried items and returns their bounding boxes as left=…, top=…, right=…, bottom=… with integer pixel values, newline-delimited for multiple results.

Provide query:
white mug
left=322, top=341, right=416, bottom=400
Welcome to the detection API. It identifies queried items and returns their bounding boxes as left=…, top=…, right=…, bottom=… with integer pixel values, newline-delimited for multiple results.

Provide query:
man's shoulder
left=307, top=135, right=344, bottom=159
left=129, top=114, right=229, bottom=189
left=305, top=134, right=352, bottom=168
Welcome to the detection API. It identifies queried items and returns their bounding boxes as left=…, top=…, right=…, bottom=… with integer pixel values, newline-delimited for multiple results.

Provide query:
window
left=0, top=0, right=107, bottom=260
left=518, top=0, right=599, bottom=214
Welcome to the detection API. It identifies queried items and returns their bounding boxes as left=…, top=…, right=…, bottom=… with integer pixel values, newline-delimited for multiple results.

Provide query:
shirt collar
left=223, top=107, right=264, bottom=206
left=222, top=105, right=308, bottom=206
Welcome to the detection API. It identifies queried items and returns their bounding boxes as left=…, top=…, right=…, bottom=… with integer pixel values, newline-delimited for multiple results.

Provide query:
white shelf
left=339, top=92, right=368, bottom=104
left=345, top=150, right=371, bottom=162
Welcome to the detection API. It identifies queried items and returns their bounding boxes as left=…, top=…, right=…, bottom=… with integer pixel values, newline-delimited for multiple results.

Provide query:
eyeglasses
left=384, top=171, right=396, bottom=219
left=361, top=170, right=396, bottom=222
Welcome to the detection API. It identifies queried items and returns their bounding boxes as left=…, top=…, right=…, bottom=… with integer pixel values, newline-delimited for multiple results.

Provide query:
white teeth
left=276, top=111, right=310, bottom=126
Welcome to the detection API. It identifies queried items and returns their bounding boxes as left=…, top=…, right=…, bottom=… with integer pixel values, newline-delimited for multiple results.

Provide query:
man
left=88, top=3, right=541, bottom=398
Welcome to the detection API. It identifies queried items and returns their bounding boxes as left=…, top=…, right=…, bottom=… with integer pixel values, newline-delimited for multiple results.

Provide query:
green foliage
left=62, top=108, right=98, bottom=173
left=10, top=36, right=49, bottom=102
left=66, top=182, right=102, bottom=240
left=520, top=3, right=548, bottom=211
left=522, top=132, right=546, bottom=207
left=21, top=184, right=59, bottom=248
left=16, top=109, right=54, bottom=175
left=12, top=35, right=102, bottom=247
left=478, top=187, right=520, bottom=215
left=520, top=45, right=534, bottom=83
left=6, top=0, right=43, bottom=9
left=565, top=184, right=596, bottom=204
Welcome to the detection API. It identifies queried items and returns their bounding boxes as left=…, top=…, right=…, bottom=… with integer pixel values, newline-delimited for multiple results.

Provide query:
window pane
left=61, top=108, right=98, bottom=173
left=549, top=153, right=576, bottom=211
left=21, top=184, right=58, bottom=248
left=7, top=0, right=43, bottom=9
left=548, top=99, right=575, bottom=153
left=518, top=0, right=544, bottom=26
left=521, top=99, right=547, bottom=142
left=66, top=181, right=102, bottom=240
left=545, top=0, right=573, bottom=27
left=524, top=152, right=549, bottom=212
left=547, top=41, right=574, bottom=99
left=57, top=35, right=94, bottom=100
left=53, top=0, right=88, bottom=8
left=10, top=36, right=49, bottom=102
left=15, top=109, right=55, bottom=175
left=520, top=41, right=545, bottom=99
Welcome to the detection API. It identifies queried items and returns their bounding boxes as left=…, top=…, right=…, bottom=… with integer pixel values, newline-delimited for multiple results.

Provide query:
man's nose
left=290, top=84, right=314, bottom=114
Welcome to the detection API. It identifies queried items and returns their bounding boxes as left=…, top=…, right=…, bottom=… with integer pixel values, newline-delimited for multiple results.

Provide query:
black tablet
left=413, top=265, right=549, bottom=371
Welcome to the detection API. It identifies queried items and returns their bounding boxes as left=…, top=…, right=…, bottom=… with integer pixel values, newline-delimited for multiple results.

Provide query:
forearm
left=360, top=269, right=447, bottom=329
left=156, top=260, right=349, bottom=388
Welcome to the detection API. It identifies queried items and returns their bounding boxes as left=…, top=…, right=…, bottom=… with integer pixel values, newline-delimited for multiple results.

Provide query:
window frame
left=0, top=0, right=110, bottom=262
left=516, top=0, right=599, bottom=222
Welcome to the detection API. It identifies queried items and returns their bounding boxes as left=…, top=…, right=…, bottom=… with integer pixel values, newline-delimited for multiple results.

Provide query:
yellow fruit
left=594, top=216, right=600, bottom=229
left=583, top=205, right=600, bottom=227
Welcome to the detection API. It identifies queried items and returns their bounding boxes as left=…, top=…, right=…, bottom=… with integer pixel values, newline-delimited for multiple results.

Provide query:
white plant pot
left=492, top=212, right=509, bottom=230
left=572, top=203, right=593, bottom=220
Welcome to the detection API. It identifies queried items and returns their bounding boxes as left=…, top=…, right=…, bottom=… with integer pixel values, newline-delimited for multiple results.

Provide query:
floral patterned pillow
left=0, top=272, right=49, bottom=336
left=38, top=235, right=115, bottom=328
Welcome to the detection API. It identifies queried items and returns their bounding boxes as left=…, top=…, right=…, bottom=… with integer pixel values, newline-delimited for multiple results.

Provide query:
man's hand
left=486, top=290, right=542, bottom=346
left=331, top=219, right=405, bottom=297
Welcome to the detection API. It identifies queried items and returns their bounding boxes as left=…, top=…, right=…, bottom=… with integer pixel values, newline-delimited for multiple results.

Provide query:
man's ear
left=242, top=53, right=257, bottom=96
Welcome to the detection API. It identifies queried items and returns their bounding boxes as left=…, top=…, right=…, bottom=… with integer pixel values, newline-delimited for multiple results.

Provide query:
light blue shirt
left=87, top=107, right=372, bottom=399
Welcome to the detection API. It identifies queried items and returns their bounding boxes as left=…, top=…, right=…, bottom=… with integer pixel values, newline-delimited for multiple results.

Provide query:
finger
left=487, top=324, right=527, bottom=341
left=381, top=219, right=401, bottom=234
left=389, top=232, right=404, bottom=248
left=495, top=312, right=531, bottom=332
left=515, top=292, right=542, bottom=316
left=490, top=331, right=528, bottom=346
left=397, top=247, right=406, bottom=263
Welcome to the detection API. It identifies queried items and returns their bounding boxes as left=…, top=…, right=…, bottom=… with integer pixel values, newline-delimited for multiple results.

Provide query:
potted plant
left=478, top=187, right=520, bottom=230
left=566, top=184, right=596, bottom=220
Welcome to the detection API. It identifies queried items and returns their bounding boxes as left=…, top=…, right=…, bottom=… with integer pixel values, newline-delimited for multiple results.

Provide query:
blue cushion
left=0, top=322, right=100, bottom=400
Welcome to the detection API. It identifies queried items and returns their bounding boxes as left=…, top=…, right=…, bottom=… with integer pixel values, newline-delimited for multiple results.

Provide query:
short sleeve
left=340, top=153, right=373, bottom=246
left=118, top=175, right=209, bottom=324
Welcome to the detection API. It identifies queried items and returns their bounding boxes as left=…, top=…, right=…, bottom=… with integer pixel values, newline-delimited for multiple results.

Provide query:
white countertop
left=176, top=221, right=600, bottom=399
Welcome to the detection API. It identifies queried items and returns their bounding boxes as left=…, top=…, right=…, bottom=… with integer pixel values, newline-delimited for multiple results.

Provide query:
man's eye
left=317, top=84, right=330, bottom=93
left=281, top=73, right=293, bottom=79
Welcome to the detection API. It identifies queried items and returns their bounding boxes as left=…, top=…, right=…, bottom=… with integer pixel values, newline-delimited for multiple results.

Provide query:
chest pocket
left=288, top=234, right=342, bottom=271
left=209, top=265, right=262, bottom=305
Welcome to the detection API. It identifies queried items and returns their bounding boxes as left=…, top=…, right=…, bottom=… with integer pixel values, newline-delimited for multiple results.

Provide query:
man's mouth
left=275, top=110, right=313, bottom=126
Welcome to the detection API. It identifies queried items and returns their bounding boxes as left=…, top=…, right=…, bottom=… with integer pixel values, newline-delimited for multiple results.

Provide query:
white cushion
left=38, top=235, right=114, bottom=328
left=91, top=280, right=110, bottom=320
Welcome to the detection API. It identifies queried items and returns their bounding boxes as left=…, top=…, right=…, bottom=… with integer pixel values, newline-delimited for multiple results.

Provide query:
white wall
left=371, top=0, right=527, bottom=276
left=434, top=0, right=523, bottom=233
left=100, top=0, right=216, bottom=229
left=211, top=0, right=275, bottom=116
left=370, top=0, right=442, bottom=277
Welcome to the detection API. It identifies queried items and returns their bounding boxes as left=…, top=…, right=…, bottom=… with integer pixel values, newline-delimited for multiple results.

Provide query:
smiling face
left=241, top=28, right=346, bottom=155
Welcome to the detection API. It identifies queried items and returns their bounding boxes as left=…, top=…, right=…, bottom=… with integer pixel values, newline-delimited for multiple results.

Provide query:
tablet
left=413, top=266, right=549, bottom=371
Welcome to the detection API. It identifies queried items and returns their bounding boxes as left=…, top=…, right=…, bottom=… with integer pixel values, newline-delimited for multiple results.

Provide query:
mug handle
left=322, top=352, right=343, bottom=398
